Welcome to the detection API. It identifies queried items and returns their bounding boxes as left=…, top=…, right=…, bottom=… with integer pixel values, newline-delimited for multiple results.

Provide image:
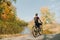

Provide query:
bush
left=0, top=19, right=28, bottom=34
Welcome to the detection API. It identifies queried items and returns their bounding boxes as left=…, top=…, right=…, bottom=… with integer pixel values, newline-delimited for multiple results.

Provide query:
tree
left=40, top=7, right=55, bottom=25
left=0, top=0, right=28, bottom=34
left=40, top=7, right=55, bottom=34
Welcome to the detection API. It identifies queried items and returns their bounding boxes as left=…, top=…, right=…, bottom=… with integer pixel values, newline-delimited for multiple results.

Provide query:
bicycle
left=32, top=22, right=42, bottom=38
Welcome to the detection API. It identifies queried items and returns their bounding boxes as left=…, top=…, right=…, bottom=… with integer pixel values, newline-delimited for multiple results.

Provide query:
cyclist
left=34, top=13, right=42, bottom=35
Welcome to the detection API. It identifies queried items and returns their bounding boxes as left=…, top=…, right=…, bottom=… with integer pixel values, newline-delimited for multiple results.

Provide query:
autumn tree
left=40, top=7, right=55, bottom=34
left=40, top=7, right=55, bottom=25
left=0, top=0, right=28, bottom=34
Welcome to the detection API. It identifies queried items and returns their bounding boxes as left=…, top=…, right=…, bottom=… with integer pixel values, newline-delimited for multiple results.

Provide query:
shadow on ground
left=43, top=33, right=60, bottom=40
left=50, top=33, right=60, bottom=40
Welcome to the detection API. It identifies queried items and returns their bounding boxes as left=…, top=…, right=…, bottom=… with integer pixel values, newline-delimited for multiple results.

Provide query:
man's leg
left=38, top=24, right=42, bottom=35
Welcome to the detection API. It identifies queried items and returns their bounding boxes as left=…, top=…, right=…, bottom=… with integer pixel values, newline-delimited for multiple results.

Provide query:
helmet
left=35, top=13, right=38, bottom=16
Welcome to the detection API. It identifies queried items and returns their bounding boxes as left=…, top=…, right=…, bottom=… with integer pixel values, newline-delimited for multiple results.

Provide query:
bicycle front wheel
left=32, top=26, right=37, bottom=37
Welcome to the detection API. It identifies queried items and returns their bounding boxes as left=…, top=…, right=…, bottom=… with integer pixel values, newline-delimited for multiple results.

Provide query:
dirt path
left=0, top=33, right=60, bottom=40
left=0, top=34, right=43, bottom=40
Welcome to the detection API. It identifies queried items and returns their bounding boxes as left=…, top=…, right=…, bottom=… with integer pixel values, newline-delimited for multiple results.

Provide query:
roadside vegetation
left=0, top=0, right=28, bottom=34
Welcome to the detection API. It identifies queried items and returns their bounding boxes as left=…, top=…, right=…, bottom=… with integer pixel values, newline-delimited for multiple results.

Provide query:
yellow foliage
left=2, top=2, right=7, bottom=6
left=42, top=29, right=54, bottom=34
left=0, top=1, right=15, bottom=21
left=1, top=13, right=7, bottom=20
left=41, top=7, right=49, bottom=14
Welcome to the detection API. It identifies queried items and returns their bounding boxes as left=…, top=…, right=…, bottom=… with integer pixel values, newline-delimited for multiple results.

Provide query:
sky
left=13, top=0, right=60, bottom=23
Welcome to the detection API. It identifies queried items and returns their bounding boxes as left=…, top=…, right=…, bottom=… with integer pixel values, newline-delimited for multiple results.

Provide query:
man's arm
left=39, top=19, right=41, bottom=22
left=38, top=18, right=42, bottom=23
